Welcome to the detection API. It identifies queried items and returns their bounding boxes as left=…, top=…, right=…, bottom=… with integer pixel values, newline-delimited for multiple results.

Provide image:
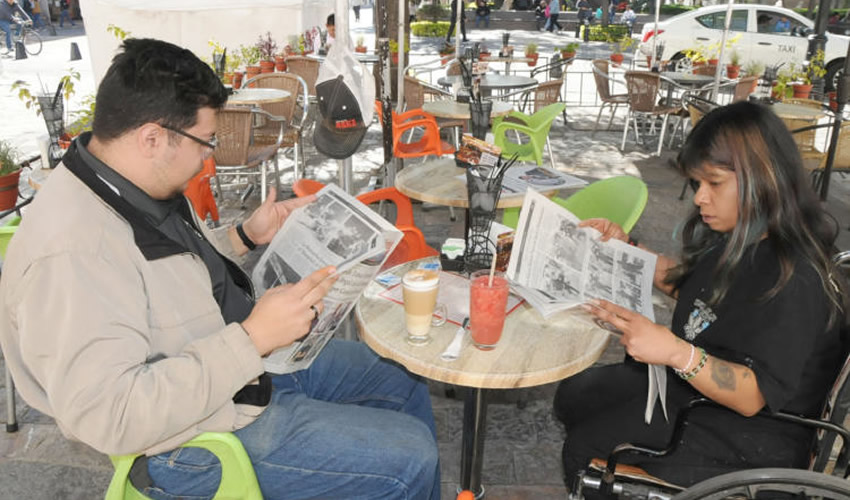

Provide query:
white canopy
left=79, top=0, right=332, bottom=82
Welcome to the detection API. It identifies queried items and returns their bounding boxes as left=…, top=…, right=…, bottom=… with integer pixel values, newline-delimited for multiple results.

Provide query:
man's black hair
left=327, top=13, right=335, bottom=25
left=92, top=38, right=228, bottom=142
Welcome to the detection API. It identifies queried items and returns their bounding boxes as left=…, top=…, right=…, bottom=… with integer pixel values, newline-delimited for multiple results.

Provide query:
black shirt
left=76, top=135, right=255, bottom=324
left=0, top=1, right=18, bottom=22
left=671, top=239, right=843, bottom=416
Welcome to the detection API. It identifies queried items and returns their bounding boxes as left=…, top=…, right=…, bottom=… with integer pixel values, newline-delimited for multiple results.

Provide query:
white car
left=639, top=4, right=849, bottom=90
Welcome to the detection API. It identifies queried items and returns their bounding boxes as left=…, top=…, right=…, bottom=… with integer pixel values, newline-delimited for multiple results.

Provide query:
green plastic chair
left=492, top=102, right=566, bottom=169
left=0, top=216, right=21, bottom=258
left=501, top=176, right=649, bottom=233
left=106, top=432, right=263, bottom=500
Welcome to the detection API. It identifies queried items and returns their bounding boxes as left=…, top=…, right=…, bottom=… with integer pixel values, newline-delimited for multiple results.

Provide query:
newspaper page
left=506, top=189, right=656, bottom=320
left=507, top=189, right=667, bottom=423
left=251, top=183, right=402, bottom=374
left=456, top=166, right=587, bottom=196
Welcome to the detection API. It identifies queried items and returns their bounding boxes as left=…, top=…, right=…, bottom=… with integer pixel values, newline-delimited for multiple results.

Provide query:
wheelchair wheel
left=22, top=28, right=42, bottom=56
left=672, top=468, right=850, bottom=500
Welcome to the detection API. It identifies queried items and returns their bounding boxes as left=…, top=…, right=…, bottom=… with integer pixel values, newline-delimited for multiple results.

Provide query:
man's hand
left=578, top=218, right=628, bottom=243
left=242, top=266, right=338, bottom=356
left=241, top=188, right=316, bottom=246
left=584, top=299, right=692, bottom=370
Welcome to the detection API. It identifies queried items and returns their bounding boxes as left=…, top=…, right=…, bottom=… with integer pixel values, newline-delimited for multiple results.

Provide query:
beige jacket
left=0, top=165, right=265, bottom=456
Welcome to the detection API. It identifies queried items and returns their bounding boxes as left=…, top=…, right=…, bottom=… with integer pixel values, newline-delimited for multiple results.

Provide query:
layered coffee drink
left=402, top=270, right=441, bottom=345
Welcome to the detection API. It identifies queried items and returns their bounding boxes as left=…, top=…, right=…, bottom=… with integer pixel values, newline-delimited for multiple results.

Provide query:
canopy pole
left=455, top=0, right=462, bottom=62
left=650, top=0, right=660, bottom=69
left=711, top=0, right=734, bottom=101
left=396, top=0, right=405, bottom=114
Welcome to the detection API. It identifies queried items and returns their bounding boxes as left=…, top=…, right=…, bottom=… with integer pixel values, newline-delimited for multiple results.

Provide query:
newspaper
left=251, top=184, right=402, bottom=374
left=506, top=189, right=667, bottom=423
left=456, top=166, right=587, bottom=196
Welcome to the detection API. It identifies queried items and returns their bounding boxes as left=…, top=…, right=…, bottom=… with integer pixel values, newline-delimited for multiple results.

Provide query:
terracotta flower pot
left=561, top=51, right=576, bottom=60
left=610, top=53, right=624, bottom=65
left=0, top=169, right=20, bottom=211
left=274, top=56, right=287, bottom=72
left=830, top=91, right=838, bottom=112
left=391, top=52, right=399, bottom=65
left=726, top=64, right=740, bottom=79
left=708, top=58, right=719, bottom=66
left=259, top=60, right=275, bottom=73
left=244, top=66, right=261, bottom=87
left=441, top=54, right=453, bottom=65
left=479, top=51, right=490, bottom=60
left=355, top=46, right=367, bottom=53
left=793, top=83, right=813, bottom=99
left=232, top=72, right=244, bottom=90
left=526, top=53, right=538, bottom=66
left=221, top=72, right=234, bottom=85
left=58, top=133, right=73, bottom=150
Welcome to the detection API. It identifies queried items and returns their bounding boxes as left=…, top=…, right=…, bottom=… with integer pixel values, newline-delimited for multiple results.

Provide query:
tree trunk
left=374, top=0, right=410, bottom=100
left=602, top=0, right=609, bottom=27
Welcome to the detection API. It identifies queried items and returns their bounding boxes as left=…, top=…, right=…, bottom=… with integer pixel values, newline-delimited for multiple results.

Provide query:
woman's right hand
left=578, top=218, right=628, bottom=243
left=242, top=266, right=338, bottom=356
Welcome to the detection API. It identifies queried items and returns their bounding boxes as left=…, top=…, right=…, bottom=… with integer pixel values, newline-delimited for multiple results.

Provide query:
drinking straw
left=488, top=252, right=497, bottom=286
left=51, top=81, right=64, bottom=109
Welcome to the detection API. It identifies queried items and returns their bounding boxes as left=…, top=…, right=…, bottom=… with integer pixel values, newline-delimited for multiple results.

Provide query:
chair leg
left=606, top=104, right=619, bottom=130
left=546, top=136, right=556, bottom=170
left=449, top=206, right=457, bottom=222
left=620, top=110, right=631, bottom=151
left=678, top=177, right=690, bottom=200
left=592, top=104, right=606, bottom=137
left=260, top=161, right=268, bottom=203
left=656, top=114, right=669, bottom=157
left=292, top=144, right=300, bottom=182
left=5, top=364, right=17, bottom=432
left=213, top=175, right=223, bottom=200
left=273, top=154, right=281, bottom=194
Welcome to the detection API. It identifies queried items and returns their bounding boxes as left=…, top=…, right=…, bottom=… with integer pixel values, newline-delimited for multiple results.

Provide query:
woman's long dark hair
left=668, top=101, right=845, bottom=325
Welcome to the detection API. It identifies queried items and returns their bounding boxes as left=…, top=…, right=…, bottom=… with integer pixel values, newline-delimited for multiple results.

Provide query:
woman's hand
left=242, top=266, right=338, bottom=356
left=584, top=299, right=691, bottom=370
left=241, top=188, right=317, bottom=246
left=578, top=218, right=628, bottom=243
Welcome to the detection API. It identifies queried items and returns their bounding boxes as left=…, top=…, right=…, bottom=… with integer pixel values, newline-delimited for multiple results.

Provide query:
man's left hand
left=241, top=187, right=316, bottom=246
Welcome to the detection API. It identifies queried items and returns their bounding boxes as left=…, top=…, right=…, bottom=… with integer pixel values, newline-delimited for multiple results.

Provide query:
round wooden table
left=356, top=258, right=611, bottom=496
left=770, top=102, right=827, bottom=120
left=659, top=72, right=716, bottom=87
left=395, top=157, right=559, bottom=209
left=229, top=88, right=291, bottom=105
left=437, top=74, right=538, bottom=93
left=422, top=100, right=514, bottom=120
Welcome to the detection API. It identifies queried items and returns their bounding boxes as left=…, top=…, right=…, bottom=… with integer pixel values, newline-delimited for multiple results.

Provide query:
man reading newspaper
left=0, top=38, right=439, bottom=499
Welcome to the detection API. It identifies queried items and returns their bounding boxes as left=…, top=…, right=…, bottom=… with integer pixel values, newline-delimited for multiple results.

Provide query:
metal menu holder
left=464, top=157, right=513, bottom=272
left=469, top=100, right=492, bottom=140
left=37, top=94, right=64, bottom=168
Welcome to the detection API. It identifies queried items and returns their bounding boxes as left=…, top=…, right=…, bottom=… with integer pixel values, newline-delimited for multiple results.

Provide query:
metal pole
left=338, top=158, right=353, bottom=194
left=650, top=0, right=660, bottom=69
left=455, top=0, right=462, bottom=64
left=396, top=0, right=405, bottom=114
left=460, top=388, right=488, bottom=499
left=806, top=0, right=831, bottom=100
left=819, top=46, right=850, bottom=201
left=711, top=0, right=734, bottom=101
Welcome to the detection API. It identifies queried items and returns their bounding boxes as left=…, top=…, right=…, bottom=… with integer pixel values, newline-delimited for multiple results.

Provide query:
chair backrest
left=559, top=176, right=648, bottom=233
left=786, top=116, right=822, bottom=154
left=532, top=79, right=564, bottom=113
left=591, top=59, right=614, bottom=101
left=213, top=107, right=253, bottom=166
left=447, top=61, right=461, bottom=76
left=404, top=76, right=426, bottom=110
left=732, top=76, right=758, bottom=102
left=285, top=56, right=320, bottom=95
left=0, top=216, right=21, bottom=259
left=832, top=122, right=850, bottom=170
left=243, top=72, right=300, bottom=125
left=624, top=71, right=662, bottom=113
left=684, top=93, right=719, bottom=129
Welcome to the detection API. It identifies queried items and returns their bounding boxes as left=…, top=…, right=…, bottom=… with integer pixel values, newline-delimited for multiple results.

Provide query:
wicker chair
left=591, top=59, right=629, bottom=135
left=621, top=71, right=682, bottom=156
left=243, top=72, right=310, bottom=182
left=783, top=115, right=827, bottom=173
left=732, top=76, right=758, bottom=102
left=404, top=75, right=466, bottom=144
left=212, top=107, right=281, bottom=207
left=811, top=121, right=850, bottom=192
left=692, top=64, right=717, bottom=76
left=285, top=56, right=320, bottom=96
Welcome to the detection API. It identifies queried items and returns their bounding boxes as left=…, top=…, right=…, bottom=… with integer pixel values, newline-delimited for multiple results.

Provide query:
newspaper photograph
left=251, top=183, right=402, bottom=374
left=506, top=189, right=656, bottom=320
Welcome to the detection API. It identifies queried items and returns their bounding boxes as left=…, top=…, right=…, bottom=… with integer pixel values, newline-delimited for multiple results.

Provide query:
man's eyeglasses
left=161, top=124, right=217, bottom=152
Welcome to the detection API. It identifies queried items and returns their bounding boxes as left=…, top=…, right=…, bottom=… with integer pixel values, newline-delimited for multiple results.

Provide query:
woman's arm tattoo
left=711, top=358, right=737, bottom=391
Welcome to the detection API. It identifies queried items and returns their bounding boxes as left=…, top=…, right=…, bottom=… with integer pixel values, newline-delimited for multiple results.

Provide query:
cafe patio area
left=2, top=9, right=850, bottom=500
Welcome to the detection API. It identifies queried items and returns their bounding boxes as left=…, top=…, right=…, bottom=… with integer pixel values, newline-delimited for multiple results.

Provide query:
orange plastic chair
left=375, top=101, right=456, bottom=159
left=183, top=157, right=219, bottom=223
left=291, top=179, right=439, bottom=267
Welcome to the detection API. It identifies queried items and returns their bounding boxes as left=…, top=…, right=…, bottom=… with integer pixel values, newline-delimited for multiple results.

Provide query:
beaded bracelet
left=674, top=344, right=696, bottom=375
left=677, top=347, right=707, bottom=381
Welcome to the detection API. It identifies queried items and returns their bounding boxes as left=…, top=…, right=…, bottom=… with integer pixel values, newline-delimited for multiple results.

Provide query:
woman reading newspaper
left=555, top=101, right=849, bottom=495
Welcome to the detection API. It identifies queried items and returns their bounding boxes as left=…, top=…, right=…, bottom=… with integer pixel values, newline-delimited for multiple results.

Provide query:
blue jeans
left=59, top=8, right=73, bottom=26
left=0, top=20, right=12, bottom=51
left=475, top=13, right=489, bottom=28
left=144, top=340, right=440, bottom=500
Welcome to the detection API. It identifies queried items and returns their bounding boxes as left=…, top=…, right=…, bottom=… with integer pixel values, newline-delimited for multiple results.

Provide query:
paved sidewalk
left=1, top=10, right=849, bottom=500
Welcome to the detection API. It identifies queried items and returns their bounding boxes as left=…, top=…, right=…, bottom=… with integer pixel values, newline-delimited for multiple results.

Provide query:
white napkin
left=646, top=364, right=669, bottom=424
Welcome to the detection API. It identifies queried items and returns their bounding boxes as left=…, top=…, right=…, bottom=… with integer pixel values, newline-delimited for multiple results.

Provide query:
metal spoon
left=440, top=317, right=470, bottom=362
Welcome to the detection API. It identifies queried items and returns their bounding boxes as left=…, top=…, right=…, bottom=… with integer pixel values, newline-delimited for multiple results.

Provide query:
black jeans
left=554, top=361, right=813, bottom=497
left=446, top=10, right=467, bottom=41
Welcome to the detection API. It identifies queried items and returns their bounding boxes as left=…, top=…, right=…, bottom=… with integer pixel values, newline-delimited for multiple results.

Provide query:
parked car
left=639, top=4, right=849, bottom=90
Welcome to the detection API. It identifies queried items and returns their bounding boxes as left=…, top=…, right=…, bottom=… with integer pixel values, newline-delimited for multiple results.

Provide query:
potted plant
left=389, top=40, right=400, bottom=64
left=240, top=45, right=262, bottom=86
left=355, top=36, right=368, bottom=54
left=439, top=42, right=455, bottom=65
left=743, top=61, right=764, bottom=78
left=609, top=36, right=633, bottom=65
left=559, top=42, right=579, bottom=60
left=255, top=32, right=278, bottom=73
left=792, top=50, right=826, bottom=99
left=727, top=50, right=741, bottom=79
left=525, top=43, right=539, bottom=67
left=772, top=71, right=792, bottom=101
left=0, top=139, right=21, bottom=211
left=479, top=44, right=490, bottom=60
